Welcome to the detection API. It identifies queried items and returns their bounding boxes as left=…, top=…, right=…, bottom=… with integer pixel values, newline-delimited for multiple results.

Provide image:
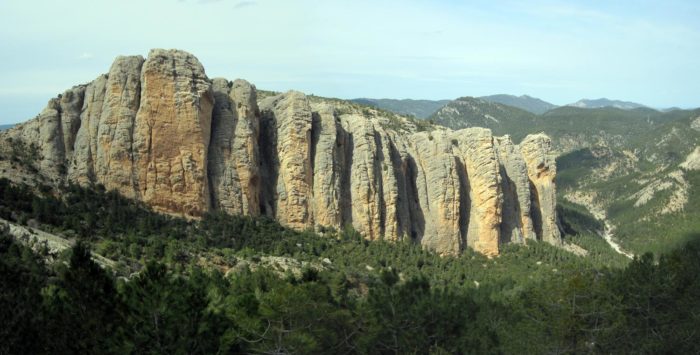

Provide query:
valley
left=563, top=191, right=633, bottom=258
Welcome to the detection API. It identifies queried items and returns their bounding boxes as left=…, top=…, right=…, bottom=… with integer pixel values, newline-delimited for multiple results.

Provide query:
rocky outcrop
left=455, top=128, right=503, bottom=256
left=1, top=48, right=562, bottom=255
left=495, top=135, right=535, bottom=244
left=208, top=78, right=261, bottom=216
left=519, top=134, right=561, bottom=245
left=310, top=104, right=343, bottom=228
left=94, top=55, right=144, bottom=198
left=259, top=91, right=314, bottom=229
left=407, top=131, right=463, bottom=255
left=67, top=74, right=108, bottom=185
left=132, top=49, right=214, bottom=217
left=344, top=119, right=385, bottom=239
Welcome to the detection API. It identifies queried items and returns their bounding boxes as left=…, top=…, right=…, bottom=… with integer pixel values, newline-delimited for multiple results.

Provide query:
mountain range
left=567, top=98, right=647, bottom=110
left=479, top=94, right=558, bottom=115
left=352, top=94, right=656, bottom=119
left=350, top=98, right=451, bottom=118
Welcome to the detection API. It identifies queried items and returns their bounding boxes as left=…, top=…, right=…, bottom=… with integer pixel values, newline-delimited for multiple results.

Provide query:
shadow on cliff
left=499, top=165, right=523, bottom=244
left=373, top=132, right=387, bottom=237
left=455, top=158, right=470, bottom=251
left=404, top=155, right=425, bottom=243
left=207, top=88, right=237, bottom=208
left=259, top=110, right=279, bottom=217
left=529, top=180, right=543, bottom=240
left=339, top=127, right=353, bottom=227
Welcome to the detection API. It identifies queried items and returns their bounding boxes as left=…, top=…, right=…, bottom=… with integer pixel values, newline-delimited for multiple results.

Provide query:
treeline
left=2, top=232, right=699, bottom=354
left=0, top=179, right=699, bottom=353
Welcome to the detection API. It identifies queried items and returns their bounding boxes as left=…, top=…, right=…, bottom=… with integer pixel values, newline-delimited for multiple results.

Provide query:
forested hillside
left=1, top=180, right=698, bottom=354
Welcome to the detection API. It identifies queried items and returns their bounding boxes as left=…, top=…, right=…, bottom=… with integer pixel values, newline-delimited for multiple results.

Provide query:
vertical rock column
left=68, top=74, right=108, bottom=184
left=11, top=85, right=87, bottom=179
left=95, top=55, right=144, bottom=198
left=34, top=99, right=67, bottom=177
left=519, top=134, right=561, bottom=245
left=208, top=78, right=261, bottom=216
left=345, top=119, right=384, bottom=239
left=58, top=87, right=86, bottom=164
left=455, top=128, right=502, bottom=256
left=259, top=91, right=314, bottom=229
left=377, top=129, right=408, bottom=242
left=311, top=103, right=343, bottom=228
left=494, top=135, right=535, bottom=243
left=133, top=49, right=214, bottom=217
left=410, top=131, right=464, bottom=255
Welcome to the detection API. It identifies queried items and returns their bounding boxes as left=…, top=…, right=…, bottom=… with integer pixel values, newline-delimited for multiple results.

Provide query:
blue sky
left=0, top=0, right=698, bottom=124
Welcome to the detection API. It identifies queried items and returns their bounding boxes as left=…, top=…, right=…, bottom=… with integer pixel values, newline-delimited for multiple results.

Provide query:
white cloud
left=77, top=52, right=94, bottom=60
left=233, top=1, right=256, bottom=8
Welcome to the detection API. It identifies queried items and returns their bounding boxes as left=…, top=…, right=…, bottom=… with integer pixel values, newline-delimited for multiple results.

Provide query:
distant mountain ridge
left=429, top=97, right=538, bottom=137
left=351, top=98, right=450, bottom=118
left=480, top=94, right=557, bottom=115
left=353, top=95, right=659, bottom=118
left=567, top=98, right=647, bottom=110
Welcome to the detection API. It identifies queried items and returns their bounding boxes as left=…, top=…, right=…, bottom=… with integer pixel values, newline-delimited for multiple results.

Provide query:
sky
left=0, top=0, right=699, bottom=124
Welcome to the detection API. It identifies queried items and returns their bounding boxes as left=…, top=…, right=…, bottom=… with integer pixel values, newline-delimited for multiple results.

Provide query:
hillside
left=429, top=96, right=538, bottom=137
left=480, top=94, right=557, bottom=114
left=567, top=98, right=647, bottom=110
left=557, top=111, right=700, bottom=254
left=350, top=98, right=451, bottom=118
left=4, top=176, right=699, bottom=354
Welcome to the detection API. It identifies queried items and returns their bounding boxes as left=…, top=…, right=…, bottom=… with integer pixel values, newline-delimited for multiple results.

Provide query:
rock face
left=310, top=104, right=343, bottom=228
left=259, top=91, right=314, bottom=229
left=208, top=78, right=261, bottom=216
left=519, top=134, right=561, bottom=245
left=133, top=49, right=214, bottom=216
left=495, top=136, right=536, bottom=244
left=94, top=55, right=143, bottom=198
left=2, top=48, right=562, bottom=255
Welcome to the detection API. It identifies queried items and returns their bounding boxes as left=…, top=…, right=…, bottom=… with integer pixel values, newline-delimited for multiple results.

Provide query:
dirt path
left=1, top=218, right=117, bottom=268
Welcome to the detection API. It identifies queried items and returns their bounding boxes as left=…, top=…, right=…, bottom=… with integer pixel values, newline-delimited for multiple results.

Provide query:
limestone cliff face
left=132, top=49, right=214, bottom=217
left=455, top=128, right=503, bottom=256
left=310, top=104, right=343, bottom=228
left=208, top=78, right=261, bottom=216
left=2, top=48, right=562, bottom=255
left=519, top=134, right=561, bottom=245
left=495, top=136, right=536, bottom=244
left=406, top=131, right=463, bottom=255
left=259, top=91, right=314, bottom=229
left=95, top=55, right=144, bottom=198
left=67, top=74, right=107, bottom=185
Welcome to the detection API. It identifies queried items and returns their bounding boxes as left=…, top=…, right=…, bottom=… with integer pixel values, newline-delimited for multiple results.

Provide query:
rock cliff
left=1, top=49, right=561, bottom=255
